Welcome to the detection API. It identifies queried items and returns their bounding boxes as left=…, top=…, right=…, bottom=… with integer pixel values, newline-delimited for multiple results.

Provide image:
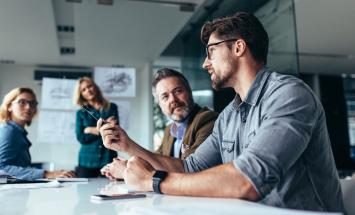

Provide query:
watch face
left=153, top=170, right=168, bottom=180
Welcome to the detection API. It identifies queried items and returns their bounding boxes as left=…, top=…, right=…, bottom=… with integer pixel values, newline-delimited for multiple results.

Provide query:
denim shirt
left=0, top=121, right=44, bottom=180
left=183, top=67, right=344, bottom=212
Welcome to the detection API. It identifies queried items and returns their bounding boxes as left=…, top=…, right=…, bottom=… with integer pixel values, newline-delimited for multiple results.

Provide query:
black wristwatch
left=152, top=170, right=168, bottom=194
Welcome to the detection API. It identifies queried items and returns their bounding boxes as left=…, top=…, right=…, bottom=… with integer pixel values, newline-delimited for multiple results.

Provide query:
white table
left=0, top=178, right=341, bottom=215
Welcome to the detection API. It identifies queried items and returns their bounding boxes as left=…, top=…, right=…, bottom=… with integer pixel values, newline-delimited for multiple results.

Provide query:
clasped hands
left=100, top=156, right=155, bottom=192
left=97, top=118, right=156, bottom=192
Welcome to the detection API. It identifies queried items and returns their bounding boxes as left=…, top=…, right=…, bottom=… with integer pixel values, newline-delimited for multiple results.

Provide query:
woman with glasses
left=73, top=77, right=118, bottom=177
left=0, top=87, right=75, bottom=180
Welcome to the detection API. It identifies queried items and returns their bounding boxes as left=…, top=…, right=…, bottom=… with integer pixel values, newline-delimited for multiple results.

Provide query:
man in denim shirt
left=98, top=12, right=344, bottom=212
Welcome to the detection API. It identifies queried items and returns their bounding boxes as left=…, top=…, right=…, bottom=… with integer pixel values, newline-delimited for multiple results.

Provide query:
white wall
left=0, top=63, right=153, bottom=170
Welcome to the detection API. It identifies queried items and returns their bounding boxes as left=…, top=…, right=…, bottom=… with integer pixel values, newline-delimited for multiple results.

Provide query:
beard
left=211, top=74, right=230, bottom=91
left=169, top=99, right=194, bottom=122
left=211, top=57, right=237, bottom=90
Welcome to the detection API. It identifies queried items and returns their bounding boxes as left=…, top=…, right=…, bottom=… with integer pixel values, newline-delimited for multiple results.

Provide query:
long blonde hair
left=0, top=87, right=37, bottom=126
left=73, top=77, right=110, bottom=110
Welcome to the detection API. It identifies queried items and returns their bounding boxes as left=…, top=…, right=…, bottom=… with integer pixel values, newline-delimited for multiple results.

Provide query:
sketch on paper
left=94, top=67, right=136, bottom=97
left=50, top=87, right=72, bottom=99
left=102, top=72, right=132, bottom=94
left=37, top=110, right=77, bottom=144
left=110, top=100, right=130, bottom=130
left=41, top=78, right=77, bottom=110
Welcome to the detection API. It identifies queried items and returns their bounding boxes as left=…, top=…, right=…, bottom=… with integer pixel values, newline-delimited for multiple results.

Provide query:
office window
left=343, top=76, right=355, bottom=161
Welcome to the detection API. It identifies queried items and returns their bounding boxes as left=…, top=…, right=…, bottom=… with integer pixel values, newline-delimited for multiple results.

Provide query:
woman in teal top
left=73, top=77, right=118, bottom=177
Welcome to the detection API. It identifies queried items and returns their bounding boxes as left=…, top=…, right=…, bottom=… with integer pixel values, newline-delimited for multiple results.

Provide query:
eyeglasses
left=12, top=99, right=38, bottom=108
left=205, top=38, right=239, bottom=60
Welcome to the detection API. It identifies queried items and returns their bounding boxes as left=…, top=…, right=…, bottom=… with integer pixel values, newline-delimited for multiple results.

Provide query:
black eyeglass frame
left=205, top=38, right=239, bottom=60
left=12, top=99, right=38, bottom=108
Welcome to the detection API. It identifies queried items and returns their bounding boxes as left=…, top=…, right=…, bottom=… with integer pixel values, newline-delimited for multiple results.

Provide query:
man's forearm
left=159, top=163, right=259, bottom=200
left=127, top=142, right=184, bottom=172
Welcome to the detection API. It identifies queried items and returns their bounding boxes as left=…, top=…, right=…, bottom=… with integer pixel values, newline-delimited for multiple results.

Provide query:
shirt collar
left=169, top=117, right=189, bottom=140
left=241, top=66, right=271, bottom=107
left=8, top=120, right=28, bottom=136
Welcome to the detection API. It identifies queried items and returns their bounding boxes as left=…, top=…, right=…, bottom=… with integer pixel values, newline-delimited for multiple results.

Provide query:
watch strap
left=152, top=170, right=167, bottom=194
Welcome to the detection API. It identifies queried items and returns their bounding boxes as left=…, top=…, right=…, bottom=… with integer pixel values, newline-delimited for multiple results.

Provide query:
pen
left=81, top=105, right=106, bottom=124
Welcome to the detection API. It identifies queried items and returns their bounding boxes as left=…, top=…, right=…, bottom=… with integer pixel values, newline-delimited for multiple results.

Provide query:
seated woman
left=73, top=77, right=118, bottom=177
left=0, top=87, right=75, bottom=180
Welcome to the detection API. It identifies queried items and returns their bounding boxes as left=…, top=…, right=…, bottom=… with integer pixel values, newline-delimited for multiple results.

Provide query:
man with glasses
left=98, top=12, right=344, bottom=212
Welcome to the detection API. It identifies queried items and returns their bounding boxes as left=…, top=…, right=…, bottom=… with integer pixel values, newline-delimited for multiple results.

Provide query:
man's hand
left=101, top=157, right=127, bottom=180
left=44, top=170, right=76, bottom=179
left=106, top=116, right=118, bottom=125
left=100, top=164, right=116, bottom=180
left=123, top=156, right=155, bottom=192
left=97, top=118, right=133, bottom=153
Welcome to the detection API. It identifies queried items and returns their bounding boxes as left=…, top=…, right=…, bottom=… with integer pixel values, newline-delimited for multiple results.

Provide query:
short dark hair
left=201, top=12, right=269, bottom=64
left=152, top=68, right=192, bottom=97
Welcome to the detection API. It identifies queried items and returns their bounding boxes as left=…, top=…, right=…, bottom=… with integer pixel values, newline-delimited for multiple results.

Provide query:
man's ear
left=234, top=39, right=246, bottom=57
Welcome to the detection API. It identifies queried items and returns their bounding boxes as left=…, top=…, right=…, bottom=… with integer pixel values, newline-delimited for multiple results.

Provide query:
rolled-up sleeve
left=0, top=164, right=44, bottom=180
left=183, top=116, right=223, bottom=173
left=234, top=82, right=318, bottom=198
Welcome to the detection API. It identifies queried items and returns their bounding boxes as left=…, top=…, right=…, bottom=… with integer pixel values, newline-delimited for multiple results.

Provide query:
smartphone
left=90, top=193, right=146, bottom=201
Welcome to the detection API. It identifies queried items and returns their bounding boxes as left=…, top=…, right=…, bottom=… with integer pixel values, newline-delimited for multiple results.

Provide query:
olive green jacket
left=156, top=105, right=218, bottom=159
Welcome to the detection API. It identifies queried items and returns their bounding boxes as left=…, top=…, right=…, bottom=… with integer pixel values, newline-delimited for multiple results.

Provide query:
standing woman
left=0, top=87, right=74, bottom=180
left=73, top=77, right=118, bottom=177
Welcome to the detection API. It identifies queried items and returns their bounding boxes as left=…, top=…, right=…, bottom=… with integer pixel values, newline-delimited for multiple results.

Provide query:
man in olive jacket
left=100, top=68, right=218, bottom=180
left=157, top=104, right=217, bottom=159
left=154, top=68, right=218, bottom=159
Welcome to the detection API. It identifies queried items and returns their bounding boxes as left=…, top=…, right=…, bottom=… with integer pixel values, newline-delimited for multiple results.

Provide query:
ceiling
left=0, top=0, right=354, bottom=75
left=0, top=0, right=204, bottom=67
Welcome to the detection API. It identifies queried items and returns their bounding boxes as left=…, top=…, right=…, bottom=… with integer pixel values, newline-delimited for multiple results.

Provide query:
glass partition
left=153, top=0, right=299, bottom=149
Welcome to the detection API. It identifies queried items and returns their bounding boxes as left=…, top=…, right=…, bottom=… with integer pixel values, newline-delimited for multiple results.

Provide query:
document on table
left=0, top=180, right=62, bottom=190
left=38, top=178, right=89, bottom=183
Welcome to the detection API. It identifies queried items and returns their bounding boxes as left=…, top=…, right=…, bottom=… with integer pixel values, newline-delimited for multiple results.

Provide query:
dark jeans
left=75, top=166, right=102, bottom=178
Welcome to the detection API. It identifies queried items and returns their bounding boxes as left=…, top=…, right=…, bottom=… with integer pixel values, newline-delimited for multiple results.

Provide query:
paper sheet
left=109, top=100, right=130, bottom=130
left=41, top=78, right=77, bottom=110
left=0, top=180, right=62, bottom=190
left=94, top=67, right=136, bottom=97
left=37, top=178, right=88, bottom=183
left=37, top=110, right=77, bottom=144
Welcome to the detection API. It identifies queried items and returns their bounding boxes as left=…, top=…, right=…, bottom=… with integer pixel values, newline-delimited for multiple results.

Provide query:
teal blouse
left=75, top=103, right=118, bottom=168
